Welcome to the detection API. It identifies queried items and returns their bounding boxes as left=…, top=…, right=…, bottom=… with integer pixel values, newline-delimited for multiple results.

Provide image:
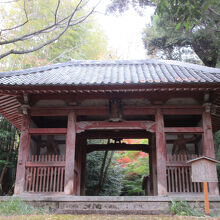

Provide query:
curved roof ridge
left=0, top=59, right=220, bottom=86
left=160, top=60, right=220, bottom=74
left=1, top=59, right=220, bottom=79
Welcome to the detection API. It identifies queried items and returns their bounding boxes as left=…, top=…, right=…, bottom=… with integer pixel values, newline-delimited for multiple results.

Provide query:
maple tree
left=86, top=139, right=150, bottom=196
left=114, top=139, right=149, bottom=195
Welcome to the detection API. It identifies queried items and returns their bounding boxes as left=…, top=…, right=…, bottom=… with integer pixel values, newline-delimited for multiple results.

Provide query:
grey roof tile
left=141, top=64, right=153, bottom=83
left=0, top=59, right=220, bottom=86
left=159, top=64, right=175, bottom=83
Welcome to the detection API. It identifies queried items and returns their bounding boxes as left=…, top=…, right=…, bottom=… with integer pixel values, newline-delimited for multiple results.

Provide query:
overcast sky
left=94, top=1, right=155, bottom=59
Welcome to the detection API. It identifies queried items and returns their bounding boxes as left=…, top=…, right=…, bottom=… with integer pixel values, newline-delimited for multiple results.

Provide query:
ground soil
left=0, top=215, right=218, bottom=220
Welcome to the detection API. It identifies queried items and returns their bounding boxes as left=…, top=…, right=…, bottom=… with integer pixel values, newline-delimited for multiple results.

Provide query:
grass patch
left=0, top=198, right=47, bottom=216
left=0, top=215, right=216, bottom=220
left=170, top=200, right=203, bottom=217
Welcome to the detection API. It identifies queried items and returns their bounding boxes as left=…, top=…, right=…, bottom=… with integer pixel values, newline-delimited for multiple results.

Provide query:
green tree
left=0, top=0, right=109, bottom=71
left=0, top=1, right=110, bottom=195
left=108, top=0, right=220, bottom=67
left=0, top=116, right=19, bottom=195
left=214, top=130, right=220, bottom=182
left=143, top=8, right=220, bottom=67
left=0, top=0, right=99, bottom=61
left=115, top=151, right=149, bottom=195
left=86, top=151, right=124, bottom=196
left=142, top=15, right=202, bottom=64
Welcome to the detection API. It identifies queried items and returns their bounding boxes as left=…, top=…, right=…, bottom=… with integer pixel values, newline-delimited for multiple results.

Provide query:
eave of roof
left=0, top=59, right=220, bottom=131
left=0, top=59, right=220, bottom=87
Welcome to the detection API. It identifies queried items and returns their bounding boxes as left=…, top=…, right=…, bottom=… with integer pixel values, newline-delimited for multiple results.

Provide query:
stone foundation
left=0, top=195, right=220, bottom=216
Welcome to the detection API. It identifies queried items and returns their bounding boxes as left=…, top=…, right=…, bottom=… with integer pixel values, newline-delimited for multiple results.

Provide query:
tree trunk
left=101, top=151, right=114, bottom=190
left=94, top=151, right=108, bottom=195
left=94, top=151, right=114, bottom=195
left=0, top=165, right=7, bottom=195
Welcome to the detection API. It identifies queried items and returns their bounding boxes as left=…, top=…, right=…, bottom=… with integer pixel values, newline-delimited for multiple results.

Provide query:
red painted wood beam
left=30, top=106, right=109, bottom=116
left=86, top=143, right=150, bottom=153
left=0, top=111, right=17, bottom=118
left=0, top=104, right=20, bottom=111
left=85, top=130, right=151, bottom=139
left=30, top=105, right=204, bottom=117
left=0, top=96, right=15, bottom=103
left=161, top=105, right=203, bottom=109
left=31, top=108, right=71, bottom=116
left=28, top=91, right=203, bottom=101
left=25, top=162, right=65, bottom=167
left=0, top=98, right=17, bottom=106
left=0, top=95, right=11, bottom=100
left=162, top=108, right=203, bottom=115
left=164, top=127, right=203, bottom=133
left=0, top=105, right=20, bottom=113
left=76, top=121, right=156, bottom=133
left=123, top=107, right=156, bottom=115
left=29, top=128, right=67, bottom=134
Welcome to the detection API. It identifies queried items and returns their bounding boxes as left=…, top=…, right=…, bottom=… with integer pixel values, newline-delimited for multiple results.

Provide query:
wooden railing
left=25, top=155, right=65, bottom=193
left=166, top=154, right=203, bottom=193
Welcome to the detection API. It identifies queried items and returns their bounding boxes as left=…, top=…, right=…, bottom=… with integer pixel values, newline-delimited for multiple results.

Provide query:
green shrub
left=170, top=200, right=203, bottom=217
left=0, top=198, right=47, bottom=216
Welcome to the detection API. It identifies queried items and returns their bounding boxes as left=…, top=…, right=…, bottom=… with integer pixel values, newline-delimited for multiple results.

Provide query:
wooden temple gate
left=0, top=60, right=219, bottom=197
left=12, top=105, right=219, bottom=196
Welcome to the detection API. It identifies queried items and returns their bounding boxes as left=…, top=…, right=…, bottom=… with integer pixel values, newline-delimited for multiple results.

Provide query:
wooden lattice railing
left=166, top=154, right=203, bottom=193
left=25, top=155, right=65, bottom=193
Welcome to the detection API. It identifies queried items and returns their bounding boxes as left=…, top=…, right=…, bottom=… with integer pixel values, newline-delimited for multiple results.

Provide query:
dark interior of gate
left=25, top=97, right=205, bottom=196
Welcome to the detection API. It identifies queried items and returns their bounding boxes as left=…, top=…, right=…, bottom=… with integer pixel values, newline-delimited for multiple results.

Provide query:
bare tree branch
left=0, top=0, right=92, bottom=45
left=1, top=0, right=28, bottom=32
left=0, top=0, right=19, bottom=3
left=54, top=0, right=61, bottom=24
left=0, top=13, right=70, bottom=45
left=0, top=0, right=98, bottom=60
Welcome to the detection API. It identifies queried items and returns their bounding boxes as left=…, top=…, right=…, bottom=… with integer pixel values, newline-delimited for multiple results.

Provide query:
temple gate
left=0, top=59, right=219, bottom=196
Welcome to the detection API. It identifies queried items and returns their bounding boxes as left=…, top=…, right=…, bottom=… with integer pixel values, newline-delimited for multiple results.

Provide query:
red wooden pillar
left=64, top=111, right=76, bottom=195
left=202, top=111, right=219, bottom=195
left=14, top=114, right=30, bottom=195
left=75, top=135, right=84, bottom=196
left=80, top=139, right=87, bottom=196
left=151, top=134, right=157, bottom=195
left=149, top=149, right=153, bottom=195
left=155, top=108, right=167, bottom=195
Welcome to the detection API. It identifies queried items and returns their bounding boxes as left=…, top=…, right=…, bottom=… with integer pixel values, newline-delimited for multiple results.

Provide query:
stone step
left=55, top=209, right=169, bottom=215
left=54, top=201, right=170, bottom=215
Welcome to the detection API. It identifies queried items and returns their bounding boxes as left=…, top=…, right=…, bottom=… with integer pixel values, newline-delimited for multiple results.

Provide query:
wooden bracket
left=109, top=99, right=122, bottom=122
left=203, top=103, right=212, bottom=113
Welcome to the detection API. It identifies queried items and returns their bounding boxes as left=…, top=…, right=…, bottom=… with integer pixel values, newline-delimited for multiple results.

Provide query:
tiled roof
left=0, top=59, right=220, bottom=86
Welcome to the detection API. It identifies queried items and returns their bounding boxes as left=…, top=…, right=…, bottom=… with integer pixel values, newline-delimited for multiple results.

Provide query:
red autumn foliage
left=140, top=152, right=147, bottom=157
left=123, top=139, right=141, bottom=144
left=117, top=156, right=131, bottom=163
